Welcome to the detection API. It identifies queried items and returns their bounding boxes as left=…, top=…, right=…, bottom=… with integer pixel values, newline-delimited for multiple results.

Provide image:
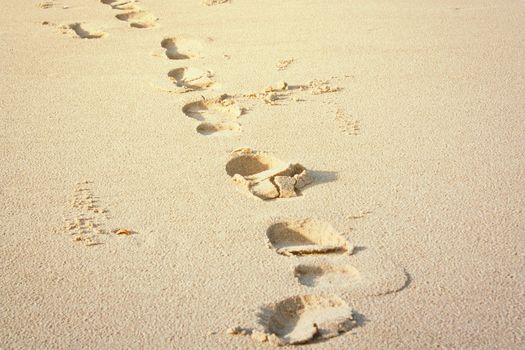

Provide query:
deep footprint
left=161, top=37, right=202, bottom=59
left=266, top=218, right=352, bottom=255
left=116, top=11, right=158, bottom=28
left=294, top=264, right=361, bottom=288
left=67, top=23, right=107, bottom=39
left=225, top=148, right=312, bottom=200
left=257, top=295, right=356, bottom=345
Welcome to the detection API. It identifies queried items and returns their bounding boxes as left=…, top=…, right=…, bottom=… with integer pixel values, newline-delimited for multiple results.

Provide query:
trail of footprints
left=39, top=0, right=403, bottom=346
left=40, top=0, right=158, bottom=39
left=226, top=218, right=407, bottom=346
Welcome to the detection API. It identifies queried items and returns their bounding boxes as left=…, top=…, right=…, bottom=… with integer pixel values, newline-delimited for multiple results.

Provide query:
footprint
left=294, top=264, right=360, bottom=288
left=196, top=121, right=240, bottom=135
left=115, top=11, right=158, bottom=28
left=182, top=95, right=242, bottom=136
left=37, top=1, right=54, bottom=9
left=256, top=295, right=356, bottom=345
left=161, top=37, right=202, bottom=60
left=152, top=67, right=215, bottom=94
left=225, top=148, right=312, bottom=200
left=168, top=67, right=215, bottom=91
left=182, top=96, right=241, bottom=122
left=203, top=0, right=230, bottom=5
left=101, top=0, right=138, bottom=10
left=67, top=23, right=107, bottom=39
left=266, top=218, right=352, bottom=255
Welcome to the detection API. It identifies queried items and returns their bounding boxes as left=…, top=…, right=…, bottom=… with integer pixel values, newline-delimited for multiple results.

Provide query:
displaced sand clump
left=266, top=218, right=353, bottom=256
left=225, top=148, right=312, bottom=200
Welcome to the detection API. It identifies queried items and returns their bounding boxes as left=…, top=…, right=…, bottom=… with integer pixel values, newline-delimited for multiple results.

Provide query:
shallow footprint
left=182, top=95, right=242, bottom=122
left=169, top=67, right=215, bottom=91
left=266, top=218, right=353, bottom=255
left=294, top=264, right=361, bottom=288
left=196, top=121, right=240, bottom=136
left=225, top=148, right=312, bottom=200
left=257, top=295, right=356, bottom=345
left=101, top=0, right=138, bottom=10
left=161, top=37, right=202, bottom=59
left=65, top=23, right=107, bottom=39
left=116, top=11, right=158, bottom=28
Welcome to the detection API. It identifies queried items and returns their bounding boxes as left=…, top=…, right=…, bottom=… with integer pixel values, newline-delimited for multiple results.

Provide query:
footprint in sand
left=182, top=95, right=242, bottom=135
left=255, top=295, right=356, bottom=346
left=161, top=37, right=202, bottom=60
left=152, top=67, right=216, bottom=93
left=225, top=148, right=312, bottom=200
left=101, top=0, right=138, bottom=10
left=266, top=218, right=353, bottom=256
left=65, top=23, right=107, bottom=39
left=116, top=11, right=158, bottom=28
left=293, top=254, right=408, bottom=297
left=294, top=264, right=361, bottom=288
left=61, top=181, right=136, bottom=246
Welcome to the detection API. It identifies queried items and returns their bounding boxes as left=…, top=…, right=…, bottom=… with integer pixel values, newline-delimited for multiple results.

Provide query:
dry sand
left=1, top=0, right=524, bottom=348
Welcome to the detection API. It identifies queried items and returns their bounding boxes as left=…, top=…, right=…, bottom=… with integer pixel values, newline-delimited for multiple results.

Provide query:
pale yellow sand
left=1, top=0, right=524, bottom=348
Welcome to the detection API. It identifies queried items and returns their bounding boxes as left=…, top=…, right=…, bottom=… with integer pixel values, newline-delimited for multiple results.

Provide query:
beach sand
left=1, top=0, right=524, bottom=348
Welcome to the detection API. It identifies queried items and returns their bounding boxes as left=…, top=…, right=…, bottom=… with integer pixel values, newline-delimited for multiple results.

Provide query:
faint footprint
left=196, top=122, right=240, bottom=135
left=66, top=23, right=107, bottom=39
left=256, top=295, right=356, bottom=346
left=294, top=264, right=360, bottom=288
left=335, top=108, right=360, bottom=135
left=101, top=0, right=138, bottom=10
left=266, top=218, right=353, bottom=255
left=293, top=253, right=409, bottom=297
left=116, top=11, right=158, bottom=28
left=203, top=0, right=230, bottom=5
left=37, top=1, right=55, bottom=9
left=225, top=148, right=312, bottom=200
left=152, top=67, right=215, bottom=93
left=161, top=37, right=202, bottom=59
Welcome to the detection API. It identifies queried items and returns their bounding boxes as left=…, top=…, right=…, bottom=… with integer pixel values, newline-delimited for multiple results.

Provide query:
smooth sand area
left=1, top=0, right=524, bottom=348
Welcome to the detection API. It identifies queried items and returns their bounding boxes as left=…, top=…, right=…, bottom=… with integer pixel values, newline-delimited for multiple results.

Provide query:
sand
left=1, top=0, right=524, bottom=348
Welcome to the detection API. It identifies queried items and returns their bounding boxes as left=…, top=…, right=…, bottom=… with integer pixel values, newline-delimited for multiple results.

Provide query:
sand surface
left=1, top=0, right=524, bottom=348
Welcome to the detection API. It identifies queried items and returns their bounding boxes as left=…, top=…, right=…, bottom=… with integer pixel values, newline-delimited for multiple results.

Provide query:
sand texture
left=1, top=0, right=524, bottom=348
